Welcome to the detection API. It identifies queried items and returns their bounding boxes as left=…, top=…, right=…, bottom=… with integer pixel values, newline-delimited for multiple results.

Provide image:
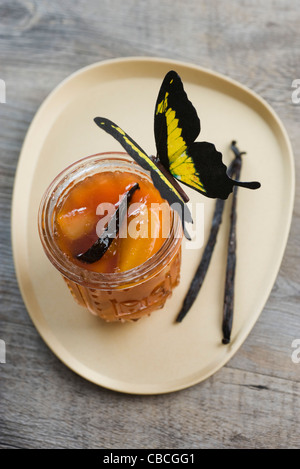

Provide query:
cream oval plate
left=12, top=57, right=295, bottom=394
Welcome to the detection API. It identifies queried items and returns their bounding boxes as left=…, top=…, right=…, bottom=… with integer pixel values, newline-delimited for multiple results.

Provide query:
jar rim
left=38, top=152, right=183, bottom=289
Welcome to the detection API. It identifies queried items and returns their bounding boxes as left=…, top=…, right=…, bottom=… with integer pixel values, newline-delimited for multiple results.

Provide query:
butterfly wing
left=154, top=70, right=200, bottom=171
left=155, top=71, right=259, bottom=199
left=176, top=142, right=236, bottom=198
left=94, top=117, right=193, bottom=237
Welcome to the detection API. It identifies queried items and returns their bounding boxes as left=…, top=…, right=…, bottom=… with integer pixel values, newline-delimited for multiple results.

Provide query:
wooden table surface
left=1, top=0, right=300, bottom=449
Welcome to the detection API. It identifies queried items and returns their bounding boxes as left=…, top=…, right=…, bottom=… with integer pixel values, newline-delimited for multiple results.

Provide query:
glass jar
left=38, top=152, right=183, bottom=322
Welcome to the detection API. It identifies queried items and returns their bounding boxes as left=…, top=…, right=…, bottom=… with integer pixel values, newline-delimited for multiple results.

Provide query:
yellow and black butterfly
left=94, top=70, right=260, bottom=237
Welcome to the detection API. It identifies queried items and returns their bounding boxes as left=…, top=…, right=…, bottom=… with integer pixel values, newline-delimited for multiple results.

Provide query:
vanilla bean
left=76, top=183, right=139, bottom=264
left=222, top=141, right=242, bottom=344
left=176, top=197, right=226, bottom=322
left=176, top=157, right=238, bottom=323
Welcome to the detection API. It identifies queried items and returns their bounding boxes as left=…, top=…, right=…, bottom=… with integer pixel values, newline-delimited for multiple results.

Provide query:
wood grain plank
left=1, top=354, right=300, bottom=448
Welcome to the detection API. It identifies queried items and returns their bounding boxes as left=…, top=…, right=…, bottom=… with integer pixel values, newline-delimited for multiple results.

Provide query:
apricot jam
left=55, top=170, right=170, bottom=273
left=39, top=153, right=182, bottom=322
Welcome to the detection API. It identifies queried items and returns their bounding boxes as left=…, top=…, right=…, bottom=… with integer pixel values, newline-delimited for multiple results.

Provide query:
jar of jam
left=38, top=152, right=183, bottom=322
